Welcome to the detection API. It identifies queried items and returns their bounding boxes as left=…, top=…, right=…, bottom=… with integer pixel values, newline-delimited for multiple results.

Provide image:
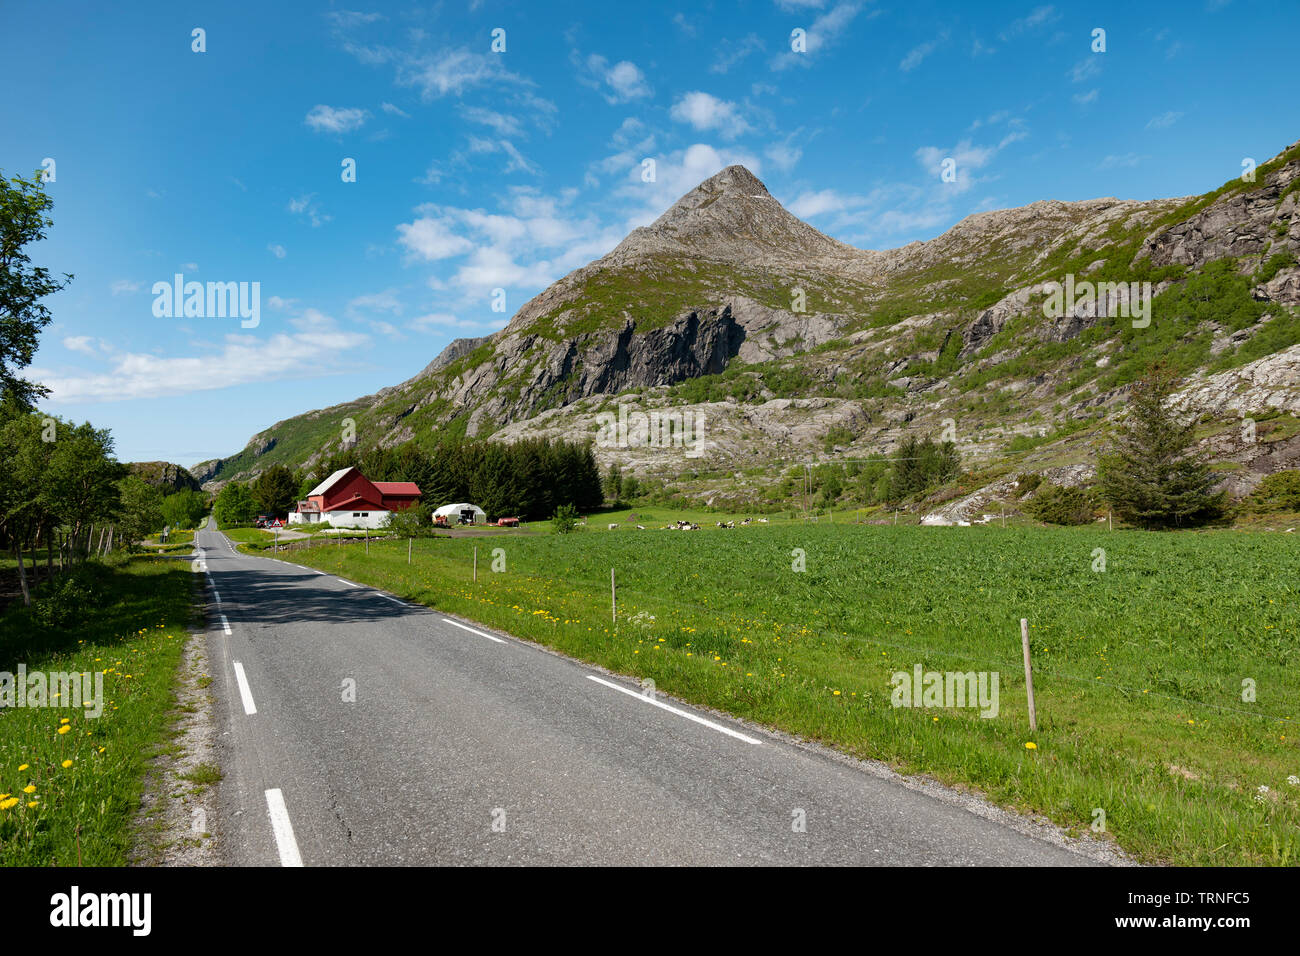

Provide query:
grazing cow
left=608, top=523, right=618, bottom=530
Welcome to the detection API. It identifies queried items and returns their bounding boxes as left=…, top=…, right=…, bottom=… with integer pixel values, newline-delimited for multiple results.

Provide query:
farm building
left=290, top=466, right=421, bottom=529
left=432, top=502, right=487, bottom=526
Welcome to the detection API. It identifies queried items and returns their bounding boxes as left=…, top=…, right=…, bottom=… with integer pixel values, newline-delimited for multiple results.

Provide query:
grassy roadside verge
left=282, top=524, right=1300, bottom=866
left=0, top=558, right=197, bottom=866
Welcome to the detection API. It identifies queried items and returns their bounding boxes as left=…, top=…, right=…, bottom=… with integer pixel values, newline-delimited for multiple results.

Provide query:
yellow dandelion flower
left=23, top=785, right=37, bottom=794
left=1024, top=742, right=1037, bottom=750
left=58, top=725, right=71, bottom=735
left=62, top=759, right=73, bottom=769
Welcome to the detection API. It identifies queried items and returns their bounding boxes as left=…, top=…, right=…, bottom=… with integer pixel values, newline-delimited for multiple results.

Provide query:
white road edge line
left=586, top=675, right=763, bottom=745
left=212, top=589, right=222, bottom=605
left=232, top=661, right=257, bottom=715
left=336, top=578, right=359, bottom=588
left=376, top=594, right=408, bottom=607
left=264, top=789, right=304, bottom=867
left=441, top=617, right=506, bottom=644
left=219, top=613, right=232, bottom=636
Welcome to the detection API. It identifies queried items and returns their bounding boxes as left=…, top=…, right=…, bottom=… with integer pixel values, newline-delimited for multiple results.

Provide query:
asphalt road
left=193, top=523, right=1104, bottom=866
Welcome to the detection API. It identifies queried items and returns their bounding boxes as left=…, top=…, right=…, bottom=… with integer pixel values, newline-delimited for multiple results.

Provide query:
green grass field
left=0, top=558, right=196, bottom=865
left=281, top=522, right=1300, bottom=865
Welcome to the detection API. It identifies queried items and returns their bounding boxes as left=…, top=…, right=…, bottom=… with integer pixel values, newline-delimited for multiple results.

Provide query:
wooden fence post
left=408, top=538, right=412, bottom=565
left=1020, top=618, right=1038, bottom=733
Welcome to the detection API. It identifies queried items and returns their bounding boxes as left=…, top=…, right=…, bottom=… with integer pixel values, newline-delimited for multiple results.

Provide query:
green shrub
left=1015, top=473, right=1042, bottom=498
left=30, top=568, right=101, bottom=629
left=1243, top=470, right=1300, bottom=513
left=552, top=504, right=579, bottom=534
left=1025, top=482, right=1097, bottom=525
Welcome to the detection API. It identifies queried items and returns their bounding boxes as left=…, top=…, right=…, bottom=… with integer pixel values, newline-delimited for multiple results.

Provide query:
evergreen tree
left=1096, top=363, right=1225, bottom=529
left=252, top=464, right=298, bottom=516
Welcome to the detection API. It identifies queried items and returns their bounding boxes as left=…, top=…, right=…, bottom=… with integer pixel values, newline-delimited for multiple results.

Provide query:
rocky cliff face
left=201, top=138, right=1300, bottom=498
left=127, top=461, right=201, bottom=493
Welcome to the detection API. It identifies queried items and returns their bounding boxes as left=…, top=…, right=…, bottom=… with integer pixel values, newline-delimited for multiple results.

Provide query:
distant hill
left=127, top=461, right=201, bottom=493
left=197, top=138, right=1300, bottom=509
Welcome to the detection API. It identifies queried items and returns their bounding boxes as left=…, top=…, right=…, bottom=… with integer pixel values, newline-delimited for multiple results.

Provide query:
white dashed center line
left=232, top=661, right=257, bottom=715
left=264, top=789, right=304, bottom=867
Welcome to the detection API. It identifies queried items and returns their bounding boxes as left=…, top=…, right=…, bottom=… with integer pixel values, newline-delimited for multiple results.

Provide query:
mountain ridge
left=196, top=137, right=1300, bottom=509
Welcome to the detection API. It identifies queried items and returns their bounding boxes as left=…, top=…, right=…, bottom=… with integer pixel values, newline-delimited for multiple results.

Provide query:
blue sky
left=5, top=0, right=1297, bottom=467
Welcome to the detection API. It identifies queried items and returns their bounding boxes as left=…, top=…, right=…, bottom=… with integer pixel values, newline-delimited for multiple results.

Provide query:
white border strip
left=219, top=613, right=232, bottom=635
left=441, top=617, right=506, bottom=644
left=264, top=789, right=304, bottom=867
left=586, top=675, right=762, bottom=745
left=232, top=661, right=257, bottom=715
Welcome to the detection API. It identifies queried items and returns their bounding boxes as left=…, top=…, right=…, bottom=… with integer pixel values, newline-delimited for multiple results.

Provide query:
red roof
left=373, top=481, right=421, bottom=496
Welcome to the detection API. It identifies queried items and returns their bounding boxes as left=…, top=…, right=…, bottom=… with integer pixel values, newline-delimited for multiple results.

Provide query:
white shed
left=433, top=502, right=487, bottom=526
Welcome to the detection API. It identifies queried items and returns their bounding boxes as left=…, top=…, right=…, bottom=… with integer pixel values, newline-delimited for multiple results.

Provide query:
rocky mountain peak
left=600, top=164, right=863, bottom=268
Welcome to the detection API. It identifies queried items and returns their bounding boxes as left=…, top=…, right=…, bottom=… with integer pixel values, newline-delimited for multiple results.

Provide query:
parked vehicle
left=496, top=517, right=520, bottom=527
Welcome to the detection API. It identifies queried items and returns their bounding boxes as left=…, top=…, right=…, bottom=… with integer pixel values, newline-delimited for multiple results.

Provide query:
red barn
left=289, top=466, right=421, bottom=529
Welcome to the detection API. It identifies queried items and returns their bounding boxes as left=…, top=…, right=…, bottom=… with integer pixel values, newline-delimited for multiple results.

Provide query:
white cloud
left=408, top=312, right=499, bottom=333
left=574, top=52, right=653, bottom=103
left=788, top=189, right=858, bottom=219
left=63, top=335, right=97, bottom=355
left=305, top=105, right=369, bottom=134
left=1146, top=110, right=1184, bottom=129
left=110, top=280, right=141, bottom=295
left=1072, top=88, right=1099, bottom=106
left=765, top=138, right=803, bottom=171
left=900, top=31, right=948, bottom=72
left=670, top=92, right=751, bottom=139
left=380, top=102, right=409, bottom=117
left=460, top=106, right=525, bottom=139
left=36, top=310, right=370, bottom=404
left=1068, top=58, right=1101, bottom=83
left=398, top=48, right=521, bottom=100
left=347, top=289, right=404, bottom=316
left=915, top=140, right=998, bottom=194
left=999, top=6, right=1060, bottom=41
left=396, top=216, right=475, bottom=261
left=325, top=10, right=384, bottom=30
left=288, top=194, right=331, bottom=227
left=268, top=243, right=287, bottom=259
left=463, top=137, right=539, bottom=175
left=711, top=34, right=764, bottom=74
left=771, top=2, right=867, bottom=70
